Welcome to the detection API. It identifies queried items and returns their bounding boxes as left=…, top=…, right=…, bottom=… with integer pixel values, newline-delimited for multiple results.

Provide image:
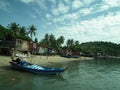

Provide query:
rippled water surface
left=1, top=59, right=120, bottom=90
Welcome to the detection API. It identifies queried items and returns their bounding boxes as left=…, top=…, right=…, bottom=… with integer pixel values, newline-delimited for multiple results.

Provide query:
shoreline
left=0, top=55, right=94, bottom=67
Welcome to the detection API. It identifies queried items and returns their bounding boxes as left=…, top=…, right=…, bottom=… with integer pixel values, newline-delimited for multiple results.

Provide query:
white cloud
left=52, top=1, right=69, bottom=15
left=83, top=0, right=94, bottom=5
left=52, top=8, right=59, bottom=16
left=64, top=13, right=80, bottom=20
left=99, top=5, right=109, bottom=11
left=64, top=0, right=71, bottom=4
left=116, top=12, right=120, bottom=14
left=84, top=0, right=120, bottom=14
left=49, top=13, right=120, bottom=43
left=46, top=14, right=52, bottom=18
left=72, top=0, right=83, bottom=9
left=58, top=2, right=69, bottom=14
left=20, top=0, right=119, bottom=44
left=19, top=0, right=47, bottom=10
left=102, top=0, right=120, bottom=7
left=47, top=22, right=53, bottom=25
left=53, top=17, right=63, bottom=23
left=46, top=14, right=52, bottom=20
left=35, top=0, right=47, bottom=10
left=2, top=0, right=119, bottom=44
left=80, top=8, right=92, bottom=15
left=89, top=0, right=120, bottom=14
left=52, top=12, right=79, bottom=23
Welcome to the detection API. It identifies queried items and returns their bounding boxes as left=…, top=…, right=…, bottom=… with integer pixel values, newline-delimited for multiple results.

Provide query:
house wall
left=0, top=37, right=30, bottom=55
left=16, top=39, right=22, bottom=50
left=15, top=39, right=29, bottom=51
left=38, top=47, right=47, bottom=54
left=29, top=42, right=36, bottom=50
left=21, top=40, right=29, bottom=51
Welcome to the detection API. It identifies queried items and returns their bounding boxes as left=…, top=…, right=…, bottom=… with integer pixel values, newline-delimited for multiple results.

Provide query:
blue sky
left=0, top=0, right=120, bottom=44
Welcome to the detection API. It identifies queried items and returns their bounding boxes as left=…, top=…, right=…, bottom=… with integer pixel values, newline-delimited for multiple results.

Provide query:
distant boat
left=61, top=55, right=79, bottom=58
left=9, top=59, right=67, bottom=75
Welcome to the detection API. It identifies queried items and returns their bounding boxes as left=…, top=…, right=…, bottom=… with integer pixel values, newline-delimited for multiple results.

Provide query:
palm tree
left=70, top=39, right=74, bottom=46
left=44, top=33, right=50, bottom=46
left=57, top=36, right=64, bottom=48
left=67, top=39, right=71, bottom=48
left=49, top=34, right=56, bottom=47
left=28, top=24, right=37, bottom=41
left=74, top=40, right=81, bottom=52
left=59, top=36, right=64, bottom=45
left=75, top=40, right=79, bottom=46
left=44, top=33, right=50, bottom=58
left=39, top=33, right=50, bottom=46
left=7, top=22, right=19, bottom=36
left=19, top=26, right=27, bottom=36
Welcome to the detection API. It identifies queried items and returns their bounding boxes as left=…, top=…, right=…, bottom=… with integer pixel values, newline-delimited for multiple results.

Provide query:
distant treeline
left=80, top=41, right=120, bottom=57
left=0, top=23, right=120, bottom=57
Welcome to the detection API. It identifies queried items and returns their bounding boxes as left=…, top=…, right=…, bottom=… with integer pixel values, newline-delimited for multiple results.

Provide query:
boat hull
left=9, top=61, right=67, bottom=75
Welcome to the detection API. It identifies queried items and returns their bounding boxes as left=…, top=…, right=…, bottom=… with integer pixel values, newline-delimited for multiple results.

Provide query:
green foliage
left=49, top=34, right=56, bottom=47
left=66, top=39, right=74, bottom=48
left=64, top=40, right=120, bottom=57
left=28, top=24, right=37, bottom=41
left=39, top=33, right=65, bottom=48
left=7, top=22, right=19, bottom=36
left=0, top=23, right=34, bottom=41
left=0, top=25, right=9, bottom=39
left=65, top=39, right=81, bottom=52
left=34, top=38, right=38, bottom=43
left=19, top=26, right=28, bottom=36
left=80, top=41, right=120, bottom=56
left=0, top=23, right=119, bottom=57
left=56, top=36, right=64, bottom=48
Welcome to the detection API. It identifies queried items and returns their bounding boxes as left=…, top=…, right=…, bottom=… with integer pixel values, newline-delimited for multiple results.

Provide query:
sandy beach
left=0, top=55, right=94, bottom=67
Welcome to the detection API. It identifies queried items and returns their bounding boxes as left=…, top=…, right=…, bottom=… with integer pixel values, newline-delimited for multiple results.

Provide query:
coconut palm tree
left=70, top=39, right=74, bottom=46
left=67, top=39, right=71, bottom=48
left=19, top=26, right=27, bottom=36
left=57, top=36, right=64, bottom=48
left=59, top=36, right=64, bottom=45
left=28, top=24, right=37, bottom=41
left=44, top=33, right=50, bottom=46
left=49, top=34, right=56, bottom=47
left=75, top=40, right=79, bottom=46
left=7, top=22, right=19, bottom=36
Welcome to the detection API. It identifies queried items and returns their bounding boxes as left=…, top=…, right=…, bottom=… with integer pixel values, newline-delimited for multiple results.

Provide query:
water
left=1, top=59, right=120, bottom=90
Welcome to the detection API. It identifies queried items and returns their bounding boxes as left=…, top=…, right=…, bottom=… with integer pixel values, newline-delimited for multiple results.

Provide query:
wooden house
left=35, top=44, right=57, bottom=55
left=36, top=44, right=47, bottom=55
left=28, top=42, right=37, bottom=54
left=0, top=36, right=29, bottom=55
left=0, top=35, right=57, bottom=55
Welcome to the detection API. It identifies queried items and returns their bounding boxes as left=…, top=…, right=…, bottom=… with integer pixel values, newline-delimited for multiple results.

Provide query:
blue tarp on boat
left=9, top=59, right=67, bottom=75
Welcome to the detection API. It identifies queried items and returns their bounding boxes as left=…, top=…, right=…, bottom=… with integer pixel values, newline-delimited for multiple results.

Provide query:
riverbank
left=0, top=55, right=94, bottom=67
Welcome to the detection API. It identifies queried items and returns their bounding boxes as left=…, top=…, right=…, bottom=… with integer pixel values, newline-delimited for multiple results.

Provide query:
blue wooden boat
left=9, top=59, right=67, bottom=75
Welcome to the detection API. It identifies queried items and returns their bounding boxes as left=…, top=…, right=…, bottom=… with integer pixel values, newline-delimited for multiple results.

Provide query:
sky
left=0, top=0, right=120, bottom=44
